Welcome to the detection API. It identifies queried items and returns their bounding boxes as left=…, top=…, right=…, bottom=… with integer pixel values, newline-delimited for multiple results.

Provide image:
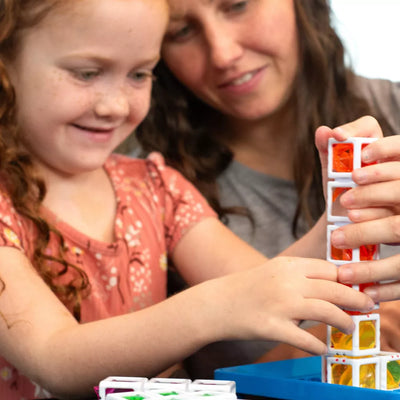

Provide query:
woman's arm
left=279, top=116, right=386, bottom=260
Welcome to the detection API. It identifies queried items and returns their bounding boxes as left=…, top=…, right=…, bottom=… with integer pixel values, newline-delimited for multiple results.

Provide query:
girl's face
left=7, top=0, right=168, bottom=176
left=162, top=0, right=299, bottom=122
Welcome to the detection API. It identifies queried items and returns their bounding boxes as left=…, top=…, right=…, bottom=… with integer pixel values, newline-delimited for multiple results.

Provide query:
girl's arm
left=0, top=247, right=219, bottom=397
left=172, top=217, right=373, bottom=349
left=0, top=221, right=374, bottom=398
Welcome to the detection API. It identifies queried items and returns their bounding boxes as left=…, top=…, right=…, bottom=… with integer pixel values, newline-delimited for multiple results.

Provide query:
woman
left=135, top=0, right=400, bottom=376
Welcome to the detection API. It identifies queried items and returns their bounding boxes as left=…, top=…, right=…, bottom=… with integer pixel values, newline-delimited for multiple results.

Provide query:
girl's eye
left=129, top=71, right=155, bottom=83
left=72, top=69, right=100, bottom=81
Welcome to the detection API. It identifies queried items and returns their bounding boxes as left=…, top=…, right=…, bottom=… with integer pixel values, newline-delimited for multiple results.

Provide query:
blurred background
left=330, top=0, right=400, bottom=81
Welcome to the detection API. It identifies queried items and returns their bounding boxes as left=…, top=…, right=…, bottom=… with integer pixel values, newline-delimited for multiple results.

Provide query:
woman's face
left=162, top=0, right=299, bottom=122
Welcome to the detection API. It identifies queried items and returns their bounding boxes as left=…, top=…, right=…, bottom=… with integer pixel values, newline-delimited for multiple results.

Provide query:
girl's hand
left=206, top=256, right=374, bottom=355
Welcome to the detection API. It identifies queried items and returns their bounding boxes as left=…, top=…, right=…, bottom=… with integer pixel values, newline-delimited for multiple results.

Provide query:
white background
left=330, top=0, right=400, bottom=81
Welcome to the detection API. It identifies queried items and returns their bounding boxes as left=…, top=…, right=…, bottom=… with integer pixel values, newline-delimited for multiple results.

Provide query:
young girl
left=0, top=0, right=376, bottom=399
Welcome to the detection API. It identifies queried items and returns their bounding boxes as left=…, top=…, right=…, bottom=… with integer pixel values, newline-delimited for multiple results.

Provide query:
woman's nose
left=207, top=25, right=243, bottom=69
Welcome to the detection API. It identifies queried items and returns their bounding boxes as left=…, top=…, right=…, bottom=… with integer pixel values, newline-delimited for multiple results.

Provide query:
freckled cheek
left=129, top=91, right=152, bottom=126
left=47, top=81, right=92, bottom=113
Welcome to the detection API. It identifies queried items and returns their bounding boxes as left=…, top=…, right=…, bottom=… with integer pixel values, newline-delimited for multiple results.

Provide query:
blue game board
left=214, top=356, right=400, bottom=399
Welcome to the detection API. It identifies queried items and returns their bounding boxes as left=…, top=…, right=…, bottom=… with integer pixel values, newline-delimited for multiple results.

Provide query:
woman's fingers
left=367, top=282, right=400, bottom=303
left=331, top=216, right=400, bottom=248
left=315, top=116, right=385, bottom=202
left=331, top=116, right=383, bottom=141
left=344, top=174, right=400, bottom=209
left=316, top=116, right=383, bottom=155
left=348, top=208, right=394, bottom=223
left=338, top=255, right=400, bottom=302
left=353, top=162, right=400, bottom=186
left=359, top=135, right=400, bottom=164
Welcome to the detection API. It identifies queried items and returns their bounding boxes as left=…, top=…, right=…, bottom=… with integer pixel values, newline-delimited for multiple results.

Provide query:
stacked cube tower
left=323, top=137, right=400, bottom=390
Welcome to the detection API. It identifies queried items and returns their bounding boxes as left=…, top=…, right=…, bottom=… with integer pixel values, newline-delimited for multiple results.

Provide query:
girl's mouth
left=72, top=124, right=113, bottom=133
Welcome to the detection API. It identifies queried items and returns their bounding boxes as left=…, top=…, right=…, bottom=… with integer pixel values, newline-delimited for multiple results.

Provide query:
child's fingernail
left=366, top=299, right=376, bottom=311
left=363, top=287, right=378, bottom=301
left=344, top=321, right=355, bottom=335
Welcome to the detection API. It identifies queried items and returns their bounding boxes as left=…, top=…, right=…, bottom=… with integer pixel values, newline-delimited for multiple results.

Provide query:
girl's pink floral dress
left=0, top=153, right=216, bottom=399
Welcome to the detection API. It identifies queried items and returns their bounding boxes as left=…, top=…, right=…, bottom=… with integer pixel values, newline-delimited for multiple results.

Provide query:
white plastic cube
left=326, top=355, right=381, bottom=389
left=378, top=352, right=400, bottom=391
left=99, top=376, right=148, bottom=400
left=328, top=137, right=377, bottom=179
left=327, top=313, right=380, bottom=356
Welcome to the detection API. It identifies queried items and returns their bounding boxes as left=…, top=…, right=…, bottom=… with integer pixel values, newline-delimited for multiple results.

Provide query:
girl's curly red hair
left=0, top=0, right=90, bottom=320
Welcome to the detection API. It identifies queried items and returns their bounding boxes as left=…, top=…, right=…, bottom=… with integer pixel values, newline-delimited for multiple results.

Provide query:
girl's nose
left=94, top=87, right=130, bottom=119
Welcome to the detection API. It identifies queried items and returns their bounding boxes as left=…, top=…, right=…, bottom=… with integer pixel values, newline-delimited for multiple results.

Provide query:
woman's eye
left=72, top=70, right=100, bottom=81
left=166, top=24, right=194, bottom=43
left=175, top=25, right=192, bottom=39
left=226, top=0, right=248, bottom=13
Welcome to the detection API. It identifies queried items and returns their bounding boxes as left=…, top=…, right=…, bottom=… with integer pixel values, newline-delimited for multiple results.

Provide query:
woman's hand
left=331, top=133, right=400, bottom=247
left=315, top=115, right=384, bottom=200
left=316, top=116, right=400, bottom=249
left=315, top=115, right=400, bottom=302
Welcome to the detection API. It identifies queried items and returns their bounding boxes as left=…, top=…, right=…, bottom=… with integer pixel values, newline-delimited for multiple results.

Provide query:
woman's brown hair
left=136, top=0, right=390, bottom=235
left=0, top=0, right=89, bottom=320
